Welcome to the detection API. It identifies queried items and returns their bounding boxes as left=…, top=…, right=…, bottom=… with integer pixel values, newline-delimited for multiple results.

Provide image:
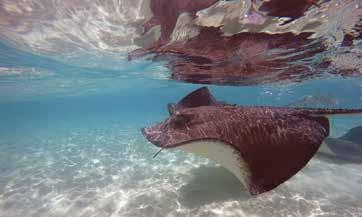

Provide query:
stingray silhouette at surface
left=129, top=0, right=362, bottom=86
left=141, top=87, right=362, bottom=195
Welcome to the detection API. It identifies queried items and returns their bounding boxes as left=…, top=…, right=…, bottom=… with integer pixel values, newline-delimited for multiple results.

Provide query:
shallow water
left=1, top=0, right=362, bottom=217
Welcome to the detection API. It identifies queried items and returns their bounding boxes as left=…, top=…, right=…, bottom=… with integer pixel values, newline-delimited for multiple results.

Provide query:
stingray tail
left=297, top=108, right=362, bottom=116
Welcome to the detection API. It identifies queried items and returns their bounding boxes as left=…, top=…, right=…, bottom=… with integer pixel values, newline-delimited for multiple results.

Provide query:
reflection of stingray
left=321, top=126, right=362, bottom=163
left=178, top=165, right=249, bottom=209
left=129, top=0, right=362, bottom=86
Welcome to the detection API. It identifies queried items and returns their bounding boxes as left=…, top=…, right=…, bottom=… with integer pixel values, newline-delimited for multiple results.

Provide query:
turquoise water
left=1, top=40, right=362, bottom=217
left=0, top=0, right=362, bottom=214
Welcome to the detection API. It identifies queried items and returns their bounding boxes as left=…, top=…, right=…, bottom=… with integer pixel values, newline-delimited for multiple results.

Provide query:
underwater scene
left=0, top=0, right=362, bottom=216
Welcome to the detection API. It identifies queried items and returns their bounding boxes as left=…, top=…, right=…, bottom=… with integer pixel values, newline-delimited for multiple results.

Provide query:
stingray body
left=141, top=87, right=362, bottom=195
left=323, top=126, right=362, bottom=163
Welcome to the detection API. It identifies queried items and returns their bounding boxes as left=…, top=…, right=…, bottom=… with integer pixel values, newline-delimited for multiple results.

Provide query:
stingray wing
left=224, top=110, right=329, bottom=194
left=142, top=105, right=330, bottom=195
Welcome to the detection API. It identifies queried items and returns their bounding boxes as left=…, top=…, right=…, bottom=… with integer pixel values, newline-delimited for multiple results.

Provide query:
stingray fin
left=238, top=114, right=330, bottom=195
left=176, top=87, right=219, bottom=110
left=175, top=114, right=330, bottom=195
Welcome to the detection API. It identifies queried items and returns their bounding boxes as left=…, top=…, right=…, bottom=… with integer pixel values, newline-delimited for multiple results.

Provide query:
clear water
left=1, top=1, right=362, bottom=217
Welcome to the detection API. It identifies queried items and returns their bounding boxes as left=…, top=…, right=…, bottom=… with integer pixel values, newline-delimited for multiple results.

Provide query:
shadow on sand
left=178, top=165, right=250, bottom=209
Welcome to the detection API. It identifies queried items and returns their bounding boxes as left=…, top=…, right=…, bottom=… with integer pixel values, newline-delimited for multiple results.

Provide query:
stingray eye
left=171, top=112, right=192, bottom=128
left=167, top=103, right=177, bottom=115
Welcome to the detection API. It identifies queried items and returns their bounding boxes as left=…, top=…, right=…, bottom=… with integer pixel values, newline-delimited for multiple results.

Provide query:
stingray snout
left=141, top=126, right=163, bottom=147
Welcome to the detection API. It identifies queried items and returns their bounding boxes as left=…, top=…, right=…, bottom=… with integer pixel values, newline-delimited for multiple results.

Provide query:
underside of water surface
left=0, top=0, right=362, bottom=217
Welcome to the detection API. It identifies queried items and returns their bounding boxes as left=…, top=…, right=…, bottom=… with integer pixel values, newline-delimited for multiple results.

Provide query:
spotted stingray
left=142, top=87, right=362, bottom=195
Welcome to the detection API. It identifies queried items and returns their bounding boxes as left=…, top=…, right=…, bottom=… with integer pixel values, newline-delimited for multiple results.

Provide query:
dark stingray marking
left=341, top=33, right=355, bottom=47
left=259, top=0, right=320, bottom=23
left=141, top=87, right=362, bottom=195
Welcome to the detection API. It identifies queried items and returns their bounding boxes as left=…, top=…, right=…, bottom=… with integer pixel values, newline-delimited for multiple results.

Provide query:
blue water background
left=1, top=41, right=362, bottom=216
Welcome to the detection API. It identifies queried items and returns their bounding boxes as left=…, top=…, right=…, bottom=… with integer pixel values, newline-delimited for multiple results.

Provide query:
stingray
left=141, top=87, right=362, bottom=195
left=322, top=126, right=362, bottom=163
